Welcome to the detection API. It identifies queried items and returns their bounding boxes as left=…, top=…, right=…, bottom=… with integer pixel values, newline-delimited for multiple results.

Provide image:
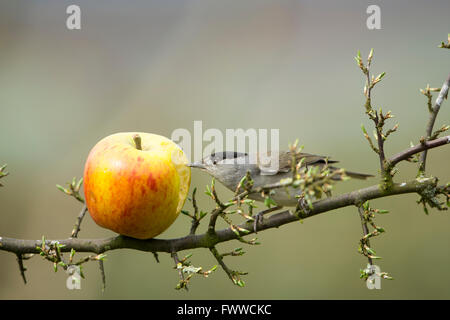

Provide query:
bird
left=188, top=151, right=372, bottom=205
left=188, top=151, right=373, bottom=232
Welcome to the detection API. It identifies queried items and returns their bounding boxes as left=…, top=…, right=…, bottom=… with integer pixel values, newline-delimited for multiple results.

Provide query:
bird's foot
left=295, top=196, right=311, bottom=217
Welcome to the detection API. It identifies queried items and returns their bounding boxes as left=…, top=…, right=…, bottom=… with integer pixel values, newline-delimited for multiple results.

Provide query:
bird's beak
left=187, top=161, right=206, bottom=169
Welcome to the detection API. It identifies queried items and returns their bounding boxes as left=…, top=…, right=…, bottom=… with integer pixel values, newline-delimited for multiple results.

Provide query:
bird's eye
left=212, top=160, right=217, bottom=165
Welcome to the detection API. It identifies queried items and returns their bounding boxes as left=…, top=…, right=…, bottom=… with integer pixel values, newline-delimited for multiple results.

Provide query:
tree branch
left=0, top=177, right=443, bottom=256
left=420, top=74, right=450, bottom=170
left=389, top=135, right=450, bottom=167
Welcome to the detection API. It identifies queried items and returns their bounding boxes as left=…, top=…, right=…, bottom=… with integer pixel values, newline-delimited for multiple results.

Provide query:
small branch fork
left=172, top=251, right=217, bottom=290
left=181, top=188, right=207, bottom=235
left=210, top=247, right=247, bottom=287
left=419, top=74, right=450, bottom=173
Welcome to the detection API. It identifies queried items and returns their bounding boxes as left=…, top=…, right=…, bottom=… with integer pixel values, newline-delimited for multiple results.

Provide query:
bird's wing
left=258, top=151, right=338, bottom=174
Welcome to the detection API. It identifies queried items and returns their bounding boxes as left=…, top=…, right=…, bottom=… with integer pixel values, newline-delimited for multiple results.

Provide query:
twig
left=209, top=246, right=246, bottom=287
left=208, top=208, right=225, bottom=235
left=189, top=188, right=200, bottom=235
left=420, top=74, right=450, bottom=171
left=209, top=247, right=233, bottom=282
left=356, top=50, right=390, bottom=172
left=172, top=252, right=188, bottom=291
left=358, top=206, right=373, bottom=266
left=98, top=260, right=106, bottom=292
left=388, top=135, right=450, bottom=168
left=71, top=204, right=88, bottom=238
left=56, top=177, right=85, bottom=204
left=73, top=253, right=104, bottom=265
left=210, top=179, right=226, bottom=208
left=207, top=179, right=229, bottom=234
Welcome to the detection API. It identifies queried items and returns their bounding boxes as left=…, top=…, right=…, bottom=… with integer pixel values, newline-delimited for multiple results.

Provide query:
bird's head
left=187, top=152, right=250, bottom=187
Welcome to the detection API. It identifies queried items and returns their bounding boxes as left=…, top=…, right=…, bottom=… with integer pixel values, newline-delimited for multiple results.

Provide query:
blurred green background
left=0, top=0, right=449, bottom=299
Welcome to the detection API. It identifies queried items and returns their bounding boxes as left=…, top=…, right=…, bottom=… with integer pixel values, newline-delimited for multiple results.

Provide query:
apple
left=83, top=132, right=191, bottom=239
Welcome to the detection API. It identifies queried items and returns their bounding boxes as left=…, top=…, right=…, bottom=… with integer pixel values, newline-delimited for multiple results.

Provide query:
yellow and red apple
left=83, top=132, right=190, bottom=239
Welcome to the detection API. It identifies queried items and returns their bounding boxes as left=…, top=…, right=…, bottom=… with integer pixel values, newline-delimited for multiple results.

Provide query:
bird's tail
left=344, top=170, right=374, bottom=180
left=329, top=166, right=374, bottom=180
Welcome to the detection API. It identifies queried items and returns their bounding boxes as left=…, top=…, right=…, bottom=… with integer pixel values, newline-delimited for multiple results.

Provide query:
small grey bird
left=188, top=151, right=372, bottom=207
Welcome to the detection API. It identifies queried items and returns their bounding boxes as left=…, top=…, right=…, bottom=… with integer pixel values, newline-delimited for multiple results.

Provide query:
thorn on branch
left=152, top=252, right=160, bottom=263
left=16, top=253, right=27, bottom=284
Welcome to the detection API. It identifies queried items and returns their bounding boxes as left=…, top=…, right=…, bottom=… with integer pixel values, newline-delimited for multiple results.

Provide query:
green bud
left=362, top=201, right=370, bottom=210
left=209, top=265, right=218, bottom=272
left=180, top=210, right=191, bottom=217
left=56, top=184, right=67, bottom=193
left=75, top=178, right=83, bottom=191
left=237, top=226, right=250, bottom=234
left=237, top=280, right=245, bottom=287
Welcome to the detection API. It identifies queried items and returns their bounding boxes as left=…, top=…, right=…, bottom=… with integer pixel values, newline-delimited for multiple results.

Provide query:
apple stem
left=133, top=134, right=142, bottom=150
